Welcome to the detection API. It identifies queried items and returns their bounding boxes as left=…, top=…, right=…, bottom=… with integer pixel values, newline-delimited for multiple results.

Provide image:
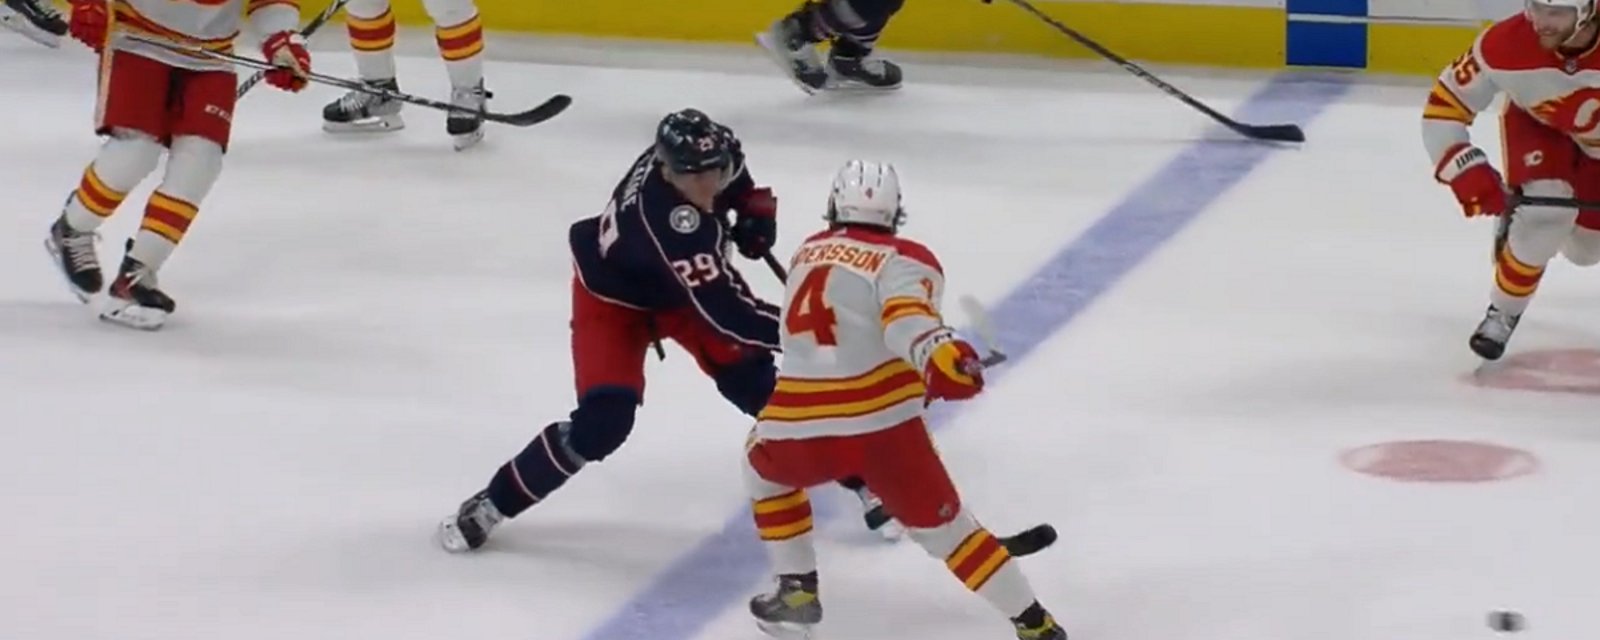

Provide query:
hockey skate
left=100, top=249, right=175, bottom=330
left=0, top=0, right=66, bottom=47
left=1470, top=304, right=1521, bottom=361
left=437, top=489, right=504, bottom=553
left=322, top=79, right=404, bottom=133
left=851, top=485, right=903, bottom=540
left=826, top=50, right=903, bottom=91
left=447, top=80, right=491, bottom=151
left=43, top=216, right=102, bottom=303
left=1015, top=613, right=1069, bottom=640
left=750, top=573, right=822, bottom=640
left=755, top=16, right=829, bottom=94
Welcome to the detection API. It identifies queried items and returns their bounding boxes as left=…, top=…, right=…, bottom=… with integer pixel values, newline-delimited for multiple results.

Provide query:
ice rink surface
left=2, top=30, right=1598, bottom=640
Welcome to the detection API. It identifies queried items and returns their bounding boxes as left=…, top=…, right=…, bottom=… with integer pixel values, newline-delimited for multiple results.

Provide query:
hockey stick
left=1510, top=193, right=1600, bottom=209
left=957, top=295, right=1008, bottom=367
left=125, top=33, right=572, bottom=126
left=236, top=0, right=350, bottom=98
left=761, top=250, right=788, bottom=283
left=987, top=0, right=1305, bottom=143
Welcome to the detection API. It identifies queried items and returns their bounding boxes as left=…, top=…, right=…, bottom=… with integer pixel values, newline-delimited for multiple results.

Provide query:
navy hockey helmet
left=655, top=108, right=732, bottom=174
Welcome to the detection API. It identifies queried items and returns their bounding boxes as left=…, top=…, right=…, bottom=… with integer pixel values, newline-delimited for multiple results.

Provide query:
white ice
left=1, top=30, right=1597, bottom=640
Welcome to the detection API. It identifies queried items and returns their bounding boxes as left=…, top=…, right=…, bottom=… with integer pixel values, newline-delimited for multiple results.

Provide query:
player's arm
left=875, top=250, right=983, bottom=401
left=247, top=0, right=310, bottom=92
left=1423, top=32, right=1508, bottom=217
left=641, top=204, right=782, bottom=351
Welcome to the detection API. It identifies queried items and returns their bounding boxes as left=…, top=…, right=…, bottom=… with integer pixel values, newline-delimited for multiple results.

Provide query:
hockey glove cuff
left=1436, top=144, right=1508, bottom=218
left=917, top=331, right=985, bottom=402
left=262, top=31, right=311, bottom=92
left=733, top=186, right=778, bottom=260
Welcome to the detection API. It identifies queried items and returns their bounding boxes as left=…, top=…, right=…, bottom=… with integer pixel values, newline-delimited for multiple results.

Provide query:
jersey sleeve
left=1422, top=31, right=1504, bottom=176
left=875, top=251, right=952, bottom=372
left=639, top=201, right=782, bottom=351
left=245, top=0, right=301, bottom=34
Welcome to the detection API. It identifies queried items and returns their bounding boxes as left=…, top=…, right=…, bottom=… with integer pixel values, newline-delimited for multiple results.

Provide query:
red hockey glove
left=68, top=0, right=107, bottom=52
left=261, top=31, right=311, bottom=92
left=921, top=334, right=985, bottom=402
left=1436, top=144, right=1508, bottom=218
left=732, top=186, right=778, bottom=260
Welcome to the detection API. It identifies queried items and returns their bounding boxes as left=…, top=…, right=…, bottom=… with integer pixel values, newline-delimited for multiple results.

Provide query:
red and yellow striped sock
left=129, top=191, right=198, bottom=270
left=753, top=489, right=814, bottom=542
left=1495, top=243, right=1544, bottom=301
left=63, top=164, right=129, bottom=231
left=945, top=528, right=1013, bottom=592
left=346, top=7, right=398, bottom=80
left=435, top=13, right=485, bottom=88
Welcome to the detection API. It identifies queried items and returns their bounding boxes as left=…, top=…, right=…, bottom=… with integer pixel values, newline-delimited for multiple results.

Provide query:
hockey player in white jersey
left=740, top=160, right=1069, bottom=640
left=1423, top=0, right=1600, bottom=360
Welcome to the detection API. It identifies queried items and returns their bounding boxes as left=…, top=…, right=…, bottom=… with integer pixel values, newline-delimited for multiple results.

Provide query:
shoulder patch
left=669, top=206, right=702, bottom=234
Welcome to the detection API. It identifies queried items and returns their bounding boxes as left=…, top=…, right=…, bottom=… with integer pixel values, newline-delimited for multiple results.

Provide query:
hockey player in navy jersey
left=437, top=108, right=894, bottom=550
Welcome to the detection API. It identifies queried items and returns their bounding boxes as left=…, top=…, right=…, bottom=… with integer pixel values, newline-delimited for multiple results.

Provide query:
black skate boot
left=755, top=11, right=829, bottom=94
left=101, top=248, right=175, bottom=331
left=437, top=489, right=505, bottom=553
left=1, top=0, right=67, bottom=47
left=447, top=79, right=491, bottom=151
left=851, top=485, right=902, bottom=540
left=750, top=572, right=822, bottom=640
left=43, top=216, right=102, bottom=302
left=1013, top=602, right=1069, bottom=640
left=1470, top=304, right=1521, bottom=361
left=322, top=78, right=404, bottom=133
left=827, top=49, right=903, bottom=90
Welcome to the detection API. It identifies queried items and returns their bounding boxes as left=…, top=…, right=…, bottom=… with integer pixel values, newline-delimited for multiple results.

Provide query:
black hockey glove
left=731, top=186, right=777, bottom=260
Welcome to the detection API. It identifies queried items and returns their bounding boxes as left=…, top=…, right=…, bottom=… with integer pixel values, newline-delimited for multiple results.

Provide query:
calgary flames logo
left=1529, top=87, right=1600, bottom=145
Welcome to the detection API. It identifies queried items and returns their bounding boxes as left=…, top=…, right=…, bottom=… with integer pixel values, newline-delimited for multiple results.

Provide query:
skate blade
left=0, top=11, right=62, bottom=48
left=322, top=114, right=405, bottom=134
left=42, top=238, right=95, bottom=304
left=874, top=519, right=905, bottom=541
left=451, top=129, right=484, bottom=152
left=756, top=618, right=817, bottom=640
left=754, top=31, right=824, bottom=96
left=436, top=516, right=474, bottom=553
left=99, top=299, right=167, bottom=331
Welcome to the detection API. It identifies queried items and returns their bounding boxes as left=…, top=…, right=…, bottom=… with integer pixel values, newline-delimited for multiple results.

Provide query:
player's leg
left=97, top=67, right=233, bottom=330
left=0, top=0, right=67, bottom=47
left=743, top=435, right=845, bottom=638
left=438, top=278, right=650, bottom=552
left=1559, top=159, right=1600, bottom=267
left=861, top=418, right=1068, bottom=640
left=822, top=0, right=904, bottom=89
left=322, top=0, right=404, bottom=132
left=1475, top=105, right=1583, bottom=359
left=757, top=0, right=904, bottom=92
left=421, top=0, right=489, bottom=149
left=46, top=50, right=168, bottom=303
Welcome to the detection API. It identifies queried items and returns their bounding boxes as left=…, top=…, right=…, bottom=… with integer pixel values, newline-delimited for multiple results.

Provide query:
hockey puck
left=1488, top=611, right=1525, bottom=633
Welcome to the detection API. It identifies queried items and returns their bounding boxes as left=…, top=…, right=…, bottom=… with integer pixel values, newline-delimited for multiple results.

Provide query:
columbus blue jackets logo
left=669, top=206, right=701, bottom=233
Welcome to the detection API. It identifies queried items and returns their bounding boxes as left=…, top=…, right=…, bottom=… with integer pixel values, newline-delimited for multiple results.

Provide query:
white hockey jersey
left=754, top=225, right=951, bottom=441
left=1423, top=12, right=1600, bottom=171
left=109, top=0, right=299, bottom=72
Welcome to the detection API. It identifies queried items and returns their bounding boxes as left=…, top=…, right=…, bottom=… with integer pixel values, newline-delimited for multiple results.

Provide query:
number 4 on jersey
left=786, top=265, right=838, bottom=346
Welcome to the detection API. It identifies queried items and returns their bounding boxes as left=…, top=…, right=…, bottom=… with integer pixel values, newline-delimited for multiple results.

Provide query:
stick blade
left=1231, top=122, right=1305, bottom=143
left=492, top=94, right=573, bottom=127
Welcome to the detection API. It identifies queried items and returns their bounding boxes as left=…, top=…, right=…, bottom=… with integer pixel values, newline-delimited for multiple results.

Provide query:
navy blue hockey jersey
left=569, top=144, right=782, bottom=352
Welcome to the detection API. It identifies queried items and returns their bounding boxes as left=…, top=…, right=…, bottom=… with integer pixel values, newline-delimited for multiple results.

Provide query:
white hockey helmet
left=1527, top=0, right=1596, bottom=26
left=825, top=160, right=906, bottom=232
